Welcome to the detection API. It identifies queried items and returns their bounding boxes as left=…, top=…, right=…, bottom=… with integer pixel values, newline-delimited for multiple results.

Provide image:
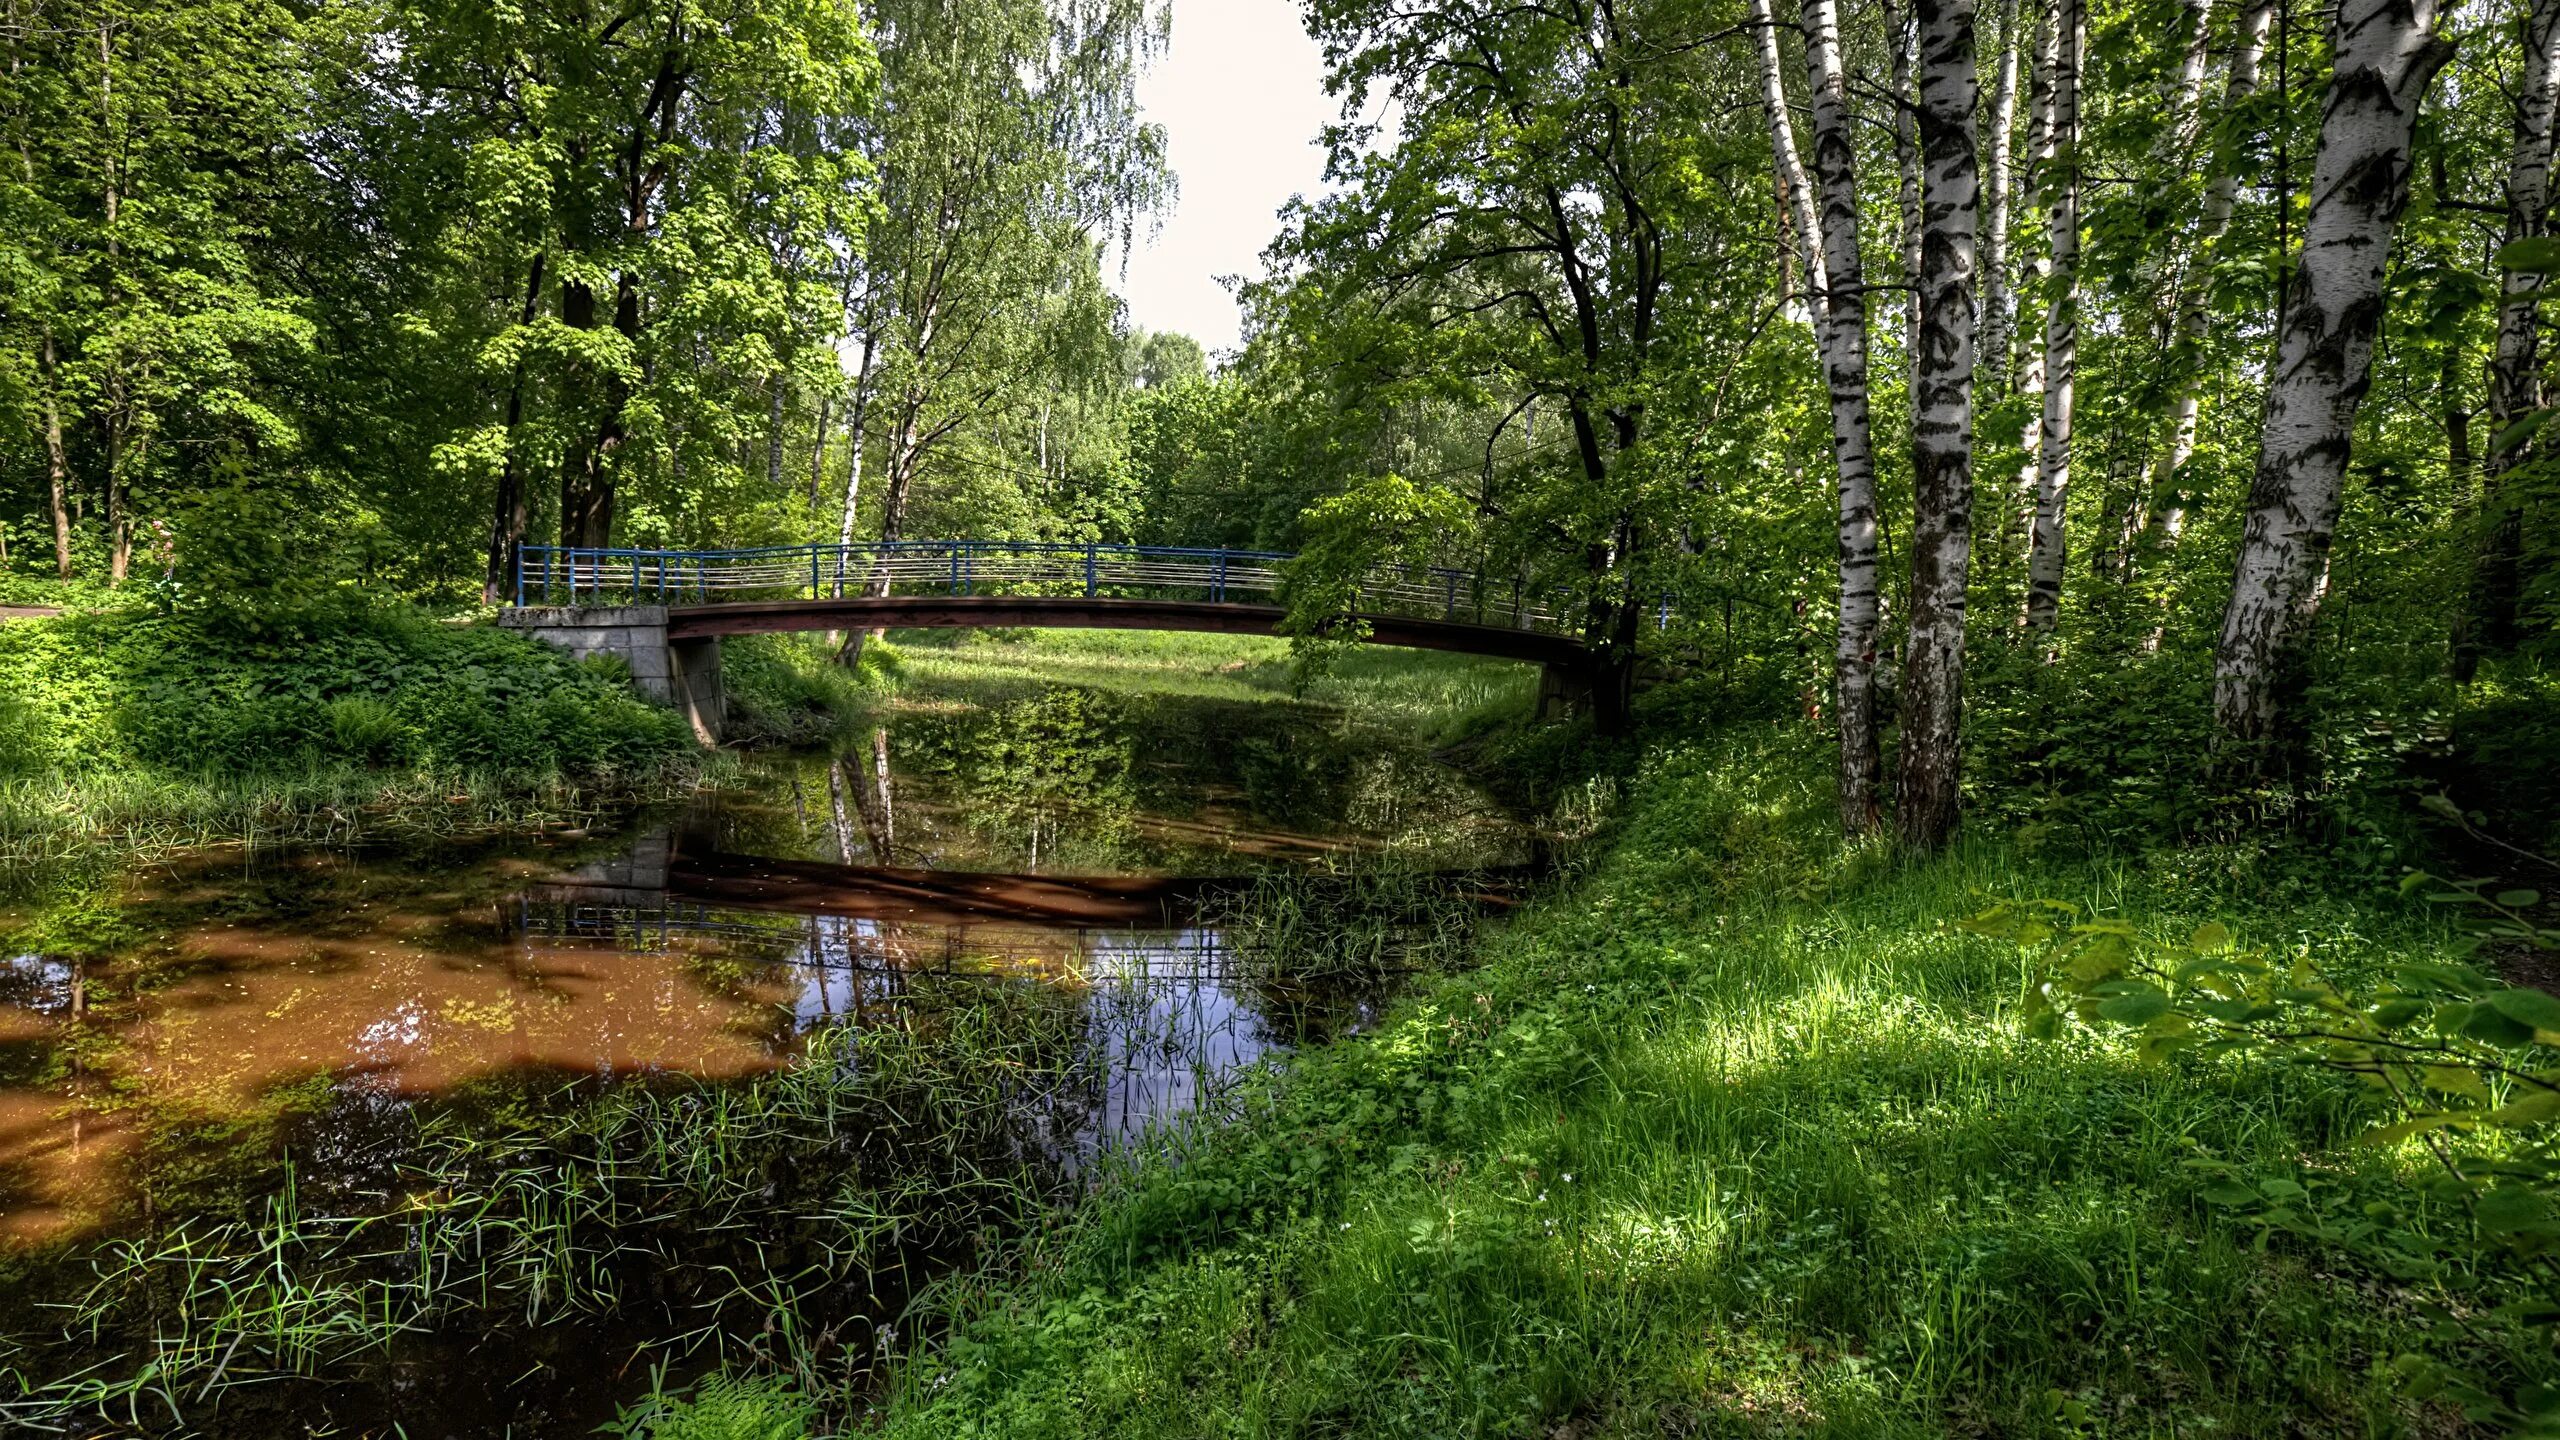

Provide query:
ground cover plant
left=0, top=606, right=698, bottom=860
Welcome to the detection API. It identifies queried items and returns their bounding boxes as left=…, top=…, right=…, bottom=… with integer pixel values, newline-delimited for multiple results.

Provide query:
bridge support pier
left=1537, top=661, right=1592, bottom=721
left=499, top=605, right=725, bottom=745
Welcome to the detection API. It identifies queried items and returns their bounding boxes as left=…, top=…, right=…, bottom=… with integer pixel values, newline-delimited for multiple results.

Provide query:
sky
left=1120, top=0, right=1337, bottom=361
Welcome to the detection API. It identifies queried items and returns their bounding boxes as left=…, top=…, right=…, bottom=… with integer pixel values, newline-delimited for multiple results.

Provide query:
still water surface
left=0, top=662, right=1526, bottom=1434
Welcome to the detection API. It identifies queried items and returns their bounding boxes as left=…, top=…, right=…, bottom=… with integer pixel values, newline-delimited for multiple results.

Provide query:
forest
left=4, top=0, right=2560, bottom=1433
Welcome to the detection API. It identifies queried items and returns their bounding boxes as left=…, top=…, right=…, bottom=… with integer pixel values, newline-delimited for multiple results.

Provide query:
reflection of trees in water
left=825, top=728, right=896, bottom=864
left=906, top=687, right=1138, bottom=869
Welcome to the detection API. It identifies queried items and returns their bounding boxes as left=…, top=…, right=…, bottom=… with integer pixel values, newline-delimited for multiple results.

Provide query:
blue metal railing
left=512, top=539, right=1563, bottom=631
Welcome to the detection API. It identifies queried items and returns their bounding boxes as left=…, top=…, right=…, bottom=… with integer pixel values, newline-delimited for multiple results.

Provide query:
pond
left=0, top=644, right=1533, bottom=1435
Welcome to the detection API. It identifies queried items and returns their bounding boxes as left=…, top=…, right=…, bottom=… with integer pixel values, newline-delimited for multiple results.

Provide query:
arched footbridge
left=500, top=540, right=1599, bottom=742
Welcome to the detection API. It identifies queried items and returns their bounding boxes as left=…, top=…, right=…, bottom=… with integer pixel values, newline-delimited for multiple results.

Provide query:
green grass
left=889, top=628, right=1538, bottom=743
left=623, top=720, right=2501, bottom=1438
left=0, top=603, right=705, bottom=861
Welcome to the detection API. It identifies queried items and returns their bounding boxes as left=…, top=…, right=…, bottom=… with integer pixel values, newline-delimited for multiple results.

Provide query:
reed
left=0, top=988, right=1104, bottom=1432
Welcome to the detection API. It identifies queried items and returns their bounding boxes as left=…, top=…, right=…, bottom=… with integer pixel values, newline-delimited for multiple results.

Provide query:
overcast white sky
left=1121, top=0, right=1336, bottom=360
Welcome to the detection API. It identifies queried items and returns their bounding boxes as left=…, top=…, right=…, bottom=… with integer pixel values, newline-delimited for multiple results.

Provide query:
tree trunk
left=1980, top=0, right=2025, bottom=384
left=1895, top=0, right=1982, bottom=853
left=483, top=253, right=546, bottom=604
left=2022, top=0, right=2080, bottom=633
left=2456, top=0, right=2560, bottom=678
left=767, top=377, right=787, bottom=493
left=1753, top=0, right=1828, bottom=305
left=2006, top=0, right=2059, bottom=551
left=2145, top=0, right=2275, bottom=559
left=836, top=328, right=879, bottom=550
left=1802, top=0, right=1883, bottom=835
left=1881, top=0, right=1927, bottom=363
left=39, top=330, right=72, bottom=580
left=2212, top=0, right=2453, bottom=757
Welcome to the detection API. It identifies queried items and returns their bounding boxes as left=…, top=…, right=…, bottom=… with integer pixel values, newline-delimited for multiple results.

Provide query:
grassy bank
left=624, top=711, right=2532, bottom=1436
left=0, top=604, right=707, bottom=862
left=889, top=628, right=1539, bottom=742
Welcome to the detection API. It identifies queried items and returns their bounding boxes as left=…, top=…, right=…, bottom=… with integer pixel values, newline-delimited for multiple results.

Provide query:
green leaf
left=2464, top=1005, right=2540, bottom=1048
left=2486, top=1090, right=2560, bottom=1126
left=2497, top=890, right=2543, bottom=909
left=2478, top=1186, right=2546, bottom=1234
left=2487, top=987, right=2560, bottom=1033
left=2496, top=237, right=2560, bottom=272
left=2094, top=984, right=2172, bottom=1026
left=2190, top=921, right=2233, bottom=954
left=2370, top=999, right=2429, bottom=1029
left=2493, top=408, right=2559, bottom=455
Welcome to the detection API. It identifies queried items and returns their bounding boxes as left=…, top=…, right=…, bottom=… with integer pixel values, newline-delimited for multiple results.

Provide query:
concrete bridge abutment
left=499, top=605, right=725, bottom=746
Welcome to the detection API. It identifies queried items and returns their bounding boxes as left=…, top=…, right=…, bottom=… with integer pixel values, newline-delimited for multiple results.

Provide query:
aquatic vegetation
left=0, top=999, right=1095, bottom=1431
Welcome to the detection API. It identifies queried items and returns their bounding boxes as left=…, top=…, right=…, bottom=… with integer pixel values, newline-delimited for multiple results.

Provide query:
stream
left=0, top=655, right=1531, bottom=1436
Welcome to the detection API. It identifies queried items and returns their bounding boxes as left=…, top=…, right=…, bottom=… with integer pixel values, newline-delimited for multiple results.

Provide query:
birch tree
left=2021, top=0, right=2078, bottom=632
left=1750, top=0, right=1827, bottom=306
left=2457, top=0, right=2560, bottom=675
left=1895, top=0, right=1981, bottom=851
left=1800, top=0, right=1882, bottom=833
left=2144, top=0, right=2277, bottom=559
left=2212, top=0, right=2454, bottom=756
left=1979, top=0, right=2025, bottom=384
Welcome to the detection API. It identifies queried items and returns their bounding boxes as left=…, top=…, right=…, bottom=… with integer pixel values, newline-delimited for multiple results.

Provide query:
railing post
left=1085, top=542, right=1097, bottom=597
left=811, top=545, right=822, bottom=600
left=657, top=554, right=667, bottom=600
left=512, top=542, right=524, bottom=608
left=1214, top=551, right=1227, bottom=603
left=632, top=553, right=641, bottom=600
left=545, top=549, right=555, bottom=601
left=834, top=545, right=845, bottom=599
left=949, top=544, right=961, bottom=594
left=1444, top=570, right=1457, bottom=620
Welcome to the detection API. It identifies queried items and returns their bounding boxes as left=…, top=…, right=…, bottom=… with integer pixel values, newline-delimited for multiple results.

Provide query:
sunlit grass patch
left=889, top=628, right=1537, bottom=740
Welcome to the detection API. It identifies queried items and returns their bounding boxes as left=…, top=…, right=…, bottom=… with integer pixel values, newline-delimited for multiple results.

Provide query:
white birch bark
left=1753, top=0, right=1829, bottom=306
left=2007, top=0, right=2059, bottom=546
left=1896, top=0, right=1981, bottom=851
left=1980, top=0, right=2025, bottom=384
left=2147, top=0, right=2275, bottom=554
left=1882, top=0, right=1927, bottom=362
left=1802, top=0, right=1882, bottom=834
left=2461, top=0, right=2560, bottom=668
left=2022, top=0, right=2080, bottom=632
left=2213, top=0, right=2454, bottom=749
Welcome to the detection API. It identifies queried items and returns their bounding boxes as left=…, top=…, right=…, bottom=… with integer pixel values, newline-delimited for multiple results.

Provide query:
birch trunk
left=2457, top=0, right=2560, bottom=674
left=1753, top=0, right=1828, bottom=305
left=1802, top=0, right=1882, bottom=834
left=2007, top=1, right=2059, bottom=548
left=2212, top=0, right=2453, bottom=753
left=39, top=330, right=72, bottom=580
left=836, top=327, right=879, bottom=550
left=1895, top=0, right=1981, bottom=852
left=2147, top=0, right=2276, bottom=554
left=2022, top=0, right=2080, bottom=632
left=1980, top=0, right=2025, bottom=383
left=1882, top=0, right=1927, bottom=361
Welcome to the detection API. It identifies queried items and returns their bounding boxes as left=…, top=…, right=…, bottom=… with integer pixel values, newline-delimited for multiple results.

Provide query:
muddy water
left=0, top=666, right=1527, bottom=1435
